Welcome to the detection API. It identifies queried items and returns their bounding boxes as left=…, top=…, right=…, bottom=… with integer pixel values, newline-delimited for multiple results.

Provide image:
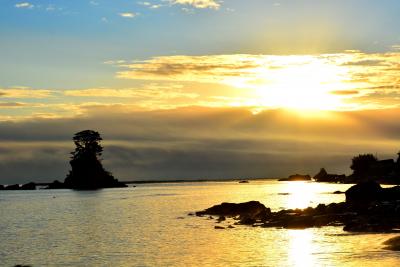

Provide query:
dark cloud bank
left=1, top=106, right=400, bottom=184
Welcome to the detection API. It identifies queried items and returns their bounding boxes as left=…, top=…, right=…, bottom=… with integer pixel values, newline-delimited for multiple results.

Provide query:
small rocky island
left=0, top=130, right=128, bottom=191
left=63, top=130, right=127, bottom=189
left=194, top=181, right=400, bottom=235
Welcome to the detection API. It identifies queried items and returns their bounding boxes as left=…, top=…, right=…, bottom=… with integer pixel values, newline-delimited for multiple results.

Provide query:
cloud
left=0, top=88, right=53, bottom=98
left=170, top=0, right=220, bottom=9
left=0, top=102, right=26, bottom=108
left=1, top=105, right=400, bottom=184
left=15, top=2, right=34, bottom=9
left=138, top=1, right=163, bottom=9
left=64, top=85, right=198, bottom=100
left=119, top=12, right=138, bottom=18
left=330, top=90, right=359, bottom=96
left=113, top=50, right=400, bottom=110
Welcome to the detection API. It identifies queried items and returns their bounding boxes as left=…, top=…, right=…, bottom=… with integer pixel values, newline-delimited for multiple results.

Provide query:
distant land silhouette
left=2, top=132, right=400, bottom=190
left=280, top=152, right=400, bottom=184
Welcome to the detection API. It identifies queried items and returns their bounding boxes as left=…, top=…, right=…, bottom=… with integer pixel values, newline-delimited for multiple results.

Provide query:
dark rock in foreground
left=195, top=183, right=400, bottom=233
left=383, top=236, right=400, bottom=251
left=345, top=181, right=400, bottom=204
left=278, top=174, right=311, bottom=181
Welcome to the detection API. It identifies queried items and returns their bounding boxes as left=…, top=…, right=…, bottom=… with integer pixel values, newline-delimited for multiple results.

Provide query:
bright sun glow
left=252, top=58, right=353, bottom=111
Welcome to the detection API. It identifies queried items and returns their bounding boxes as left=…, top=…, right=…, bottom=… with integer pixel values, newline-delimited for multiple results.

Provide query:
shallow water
left=1, top=180, right=399, bottom=266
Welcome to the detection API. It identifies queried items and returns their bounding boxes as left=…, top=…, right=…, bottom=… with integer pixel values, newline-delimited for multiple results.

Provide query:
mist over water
left=1, top=180, right=399, bottom=266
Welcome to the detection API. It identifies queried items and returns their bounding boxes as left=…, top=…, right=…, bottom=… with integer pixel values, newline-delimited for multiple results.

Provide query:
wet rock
left=239, top=180, right=249, bottom=183
left=345, top=181, right=382, bottom=204
left=0, top=184, right=4, bottom=190
left=195, top=183, right=400, bottom=233
left=217, top=216, right=226, bottom=223
left=383, top=236, right=400, bottom=251
left=345, top=181, right=400, bottom=205
left=196, top=201, right=271, bottom=221
left=227, top=225, right=235, bottom=229
left=214, top=226, right=225, bottom=229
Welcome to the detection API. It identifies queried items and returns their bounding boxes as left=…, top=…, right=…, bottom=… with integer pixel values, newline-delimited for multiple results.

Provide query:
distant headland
left=283, top=152, right=400, bottom=184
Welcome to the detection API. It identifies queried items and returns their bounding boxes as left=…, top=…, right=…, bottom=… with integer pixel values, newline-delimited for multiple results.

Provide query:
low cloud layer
left=1, top=106, right=400, bottom=184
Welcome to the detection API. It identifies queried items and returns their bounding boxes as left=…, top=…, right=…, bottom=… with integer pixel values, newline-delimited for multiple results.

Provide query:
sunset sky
left=1, top=0, right=400, bottom=183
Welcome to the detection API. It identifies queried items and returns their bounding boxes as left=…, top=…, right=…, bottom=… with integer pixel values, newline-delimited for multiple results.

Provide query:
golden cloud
left=0, top=88, right=53, bottom=98
left=114, top=50, right=400, bottom=110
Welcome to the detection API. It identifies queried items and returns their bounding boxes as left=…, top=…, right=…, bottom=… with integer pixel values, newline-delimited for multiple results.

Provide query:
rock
left=63, top=130, right=128, bottom=190
left=345, top=181, right=382, bottom=205
left=239, top=180, right=249, bottom=183
left=314, top=168, right=346, bottom=183
left=214, top=226, right=225, bottom=229
left=20, top=182, right=36, bottom=190
left=217, top=216, right=226, bottom=222
left=227, top=225, right=235, bottom=229
left=345, top=181, right=400, bottom=205
left=4, top=184, right=20, bottom=190
left=194, top=183, right=400, bottom=233
left=279, top=174, right=311, bottom=181
left=333, top=191, right=345, bottom=194
left=196, top=201, right=271, bottom=222
left=383, top=236, right=400, bottom=251
left=45, top=180, right=67, bottom=189
left=0, top=184, right=4, bottom=190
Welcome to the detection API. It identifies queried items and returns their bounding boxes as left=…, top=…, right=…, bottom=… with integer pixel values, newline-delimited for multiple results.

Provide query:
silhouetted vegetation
left=312, top=152, right=400, bottom=184
left=64, top=130, right=127, bottom=189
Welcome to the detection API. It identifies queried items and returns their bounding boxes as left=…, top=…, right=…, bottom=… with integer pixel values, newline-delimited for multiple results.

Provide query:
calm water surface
left=1, top=180, right=399, bottom=266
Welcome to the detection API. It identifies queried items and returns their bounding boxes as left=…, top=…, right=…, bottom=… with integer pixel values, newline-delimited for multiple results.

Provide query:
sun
left=249, top=56, right=355, bottom=112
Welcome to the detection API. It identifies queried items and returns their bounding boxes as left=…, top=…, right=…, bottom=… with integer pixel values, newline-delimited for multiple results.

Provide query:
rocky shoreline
left=193, top=181, right=400, bottom=237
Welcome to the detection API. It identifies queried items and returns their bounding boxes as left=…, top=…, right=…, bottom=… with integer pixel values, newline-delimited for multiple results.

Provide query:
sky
left=1, top=0, right=400, bottom=183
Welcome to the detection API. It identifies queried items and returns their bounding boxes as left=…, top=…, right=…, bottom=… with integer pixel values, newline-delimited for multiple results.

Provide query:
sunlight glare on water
left=1, top=180, right=400, bottom=266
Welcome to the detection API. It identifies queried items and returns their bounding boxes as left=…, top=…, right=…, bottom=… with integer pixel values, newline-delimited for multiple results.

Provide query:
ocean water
left=1, top=180, right=399, bottom=267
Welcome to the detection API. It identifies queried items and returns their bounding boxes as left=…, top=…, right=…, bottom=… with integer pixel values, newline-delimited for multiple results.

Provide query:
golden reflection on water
left=283, top=181, right=322, bottom=209
left=287, top=230, right=315, bottom=267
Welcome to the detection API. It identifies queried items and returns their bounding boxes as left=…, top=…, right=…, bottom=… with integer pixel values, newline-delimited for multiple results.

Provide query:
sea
left=1, top=180, right=399, bottom=266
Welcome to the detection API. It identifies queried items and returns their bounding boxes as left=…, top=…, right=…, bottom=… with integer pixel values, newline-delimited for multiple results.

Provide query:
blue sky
left=1, top=0, right=400, bottom=88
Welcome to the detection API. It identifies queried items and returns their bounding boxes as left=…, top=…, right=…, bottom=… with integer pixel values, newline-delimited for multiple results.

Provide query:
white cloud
left=15, top=2, right=34, bottom=9
left=119, top=12, right=138, bottom=18
left=170, top=0, right=220, bottom=9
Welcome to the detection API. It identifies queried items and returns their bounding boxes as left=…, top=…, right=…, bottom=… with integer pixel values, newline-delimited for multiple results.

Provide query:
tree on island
left=350, top=154, right=378, bottom=179
left=64, top=130, right=127, bottom=189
